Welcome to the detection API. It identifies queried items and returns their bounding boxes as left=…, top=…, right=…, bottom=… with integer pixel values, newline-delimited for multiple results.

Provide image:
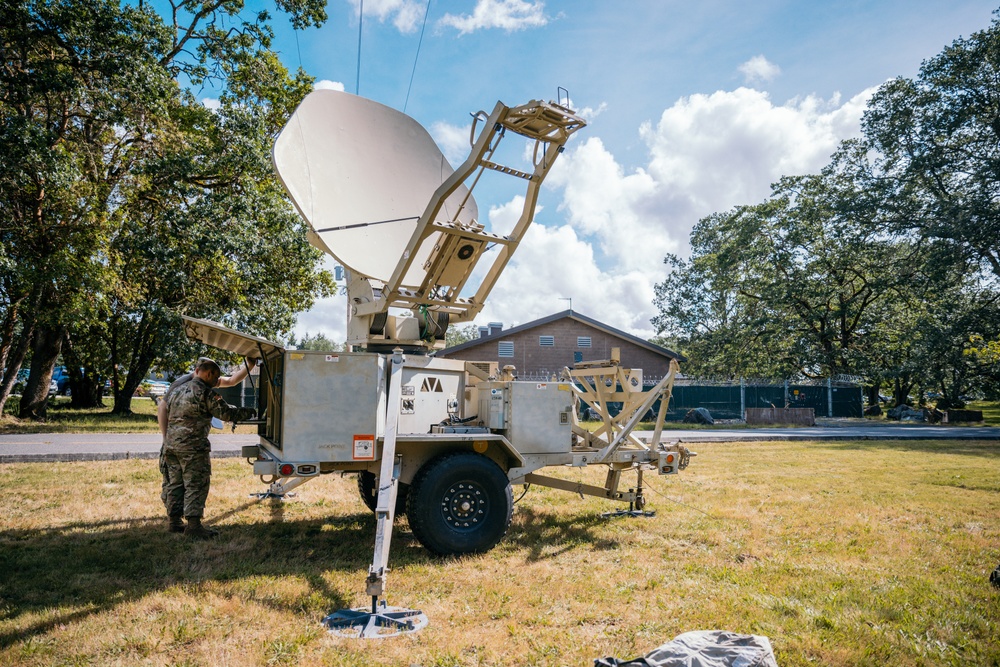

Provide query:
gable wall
left=440, top=318, right=673, bottom=381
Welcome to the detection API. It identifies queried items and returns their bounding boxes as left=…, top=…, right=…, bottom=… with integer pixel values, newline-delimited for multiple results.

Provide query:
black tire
left=407, top=452, right=513, bottom=556
left=357, top=471, right=409, bottom=515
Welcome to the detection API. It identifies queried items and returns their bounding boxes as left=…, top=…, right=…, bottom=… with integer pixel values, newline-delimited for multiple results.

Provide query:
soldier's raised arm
left=204, top=391, right=256, bottom=424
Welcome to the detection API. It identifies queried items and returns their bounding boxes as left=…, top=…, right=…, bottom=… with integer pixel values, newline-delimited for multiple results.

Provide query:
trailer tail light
left=297, top=464, right=318, bottom=475
left=659, top=450, right=679, bottom=475
left=279, top=463, right=295, bottom=476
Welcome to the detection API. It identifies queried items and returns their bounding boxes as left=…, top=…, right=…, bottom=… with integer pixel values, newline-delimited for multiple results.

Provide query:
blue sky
left=217, top=0, right=997, bottom=343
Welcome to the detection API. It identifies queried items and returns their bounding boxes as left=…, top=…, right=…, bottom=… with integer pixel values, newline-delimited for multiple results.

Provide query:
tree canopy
left=654, top=11, right=1000, bottom=404
left=0, top=0, right=333, bottom=417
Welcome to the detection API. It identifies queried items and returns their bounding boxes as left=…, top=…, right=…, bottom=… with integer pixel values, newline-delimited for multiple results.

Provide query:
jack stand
left=249, top=475, right=311, bottom=499
left=249, top=491, right=296, bottom=500
left=601, top=477, right=656, bottom=518
left=323, top=349, right=428, bottom=638
left=322, top=595, right=428, bottom=638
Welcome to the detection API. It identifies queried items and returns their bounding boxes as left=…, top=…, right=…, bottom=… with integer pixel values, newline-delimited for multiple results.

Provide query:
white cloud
left=314, top=79, right=346, bottom=91
left=542, top=86, right=876, bottom=336
left=639, top=87, right=875, bottom=215
left=201, top=98, right=220, bottom=111
left=576, top=102, right=607, bottom=123
left=430, top=120, right=471, bottom=167
left=347, top=0, right=424, bottom=33
left=738, top=55, right=781, bottom=85
left=439, top=0, right=547, bottom=35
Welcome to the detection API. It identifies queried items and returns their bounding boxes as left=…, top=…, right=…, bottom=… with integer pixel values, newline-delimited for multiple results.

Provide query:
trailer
left=182, top=89, right=693, bottom=637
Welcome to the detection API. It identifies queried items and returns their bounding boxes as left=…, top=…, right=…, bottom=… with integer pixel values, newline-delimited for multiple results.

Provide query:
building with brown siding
left=436, top=310, right=683, bottom=383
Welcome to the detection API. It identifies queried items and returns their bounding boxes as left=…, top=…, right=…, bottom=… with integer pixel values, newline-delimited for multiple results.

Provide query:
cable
left=641, top=475, right=720, bottom=520
left=514, top=483, right=531, bottom=504
left=294, top=27, right=302, bottom=70
left=356, top=0, right=364, bottom=95
left=403, top=0, right=432, bottom=113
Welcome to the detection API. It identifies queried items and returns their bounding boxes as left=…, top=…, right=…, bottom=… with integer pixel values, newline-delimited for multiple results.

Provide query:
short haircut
left=196, top=357, right=221, bottom=375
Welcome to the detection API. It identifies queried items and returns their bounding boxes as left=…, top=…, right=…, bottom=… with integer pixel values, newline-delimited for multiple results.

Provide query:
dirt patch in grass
left=1, top=439, right=999, bottom=666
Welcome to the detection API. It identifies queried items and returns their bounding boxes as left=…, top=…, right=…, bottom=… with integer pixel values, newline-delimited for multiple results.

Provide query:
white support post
left=741, top=378, right=746, bottom=420
left=367, top=348, right=405, bottom=602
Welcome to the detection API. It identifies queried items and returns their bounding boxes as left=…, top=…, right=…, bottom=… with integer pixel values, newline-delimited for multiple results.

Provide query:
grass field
left=2, top=438, right=998, bottom=666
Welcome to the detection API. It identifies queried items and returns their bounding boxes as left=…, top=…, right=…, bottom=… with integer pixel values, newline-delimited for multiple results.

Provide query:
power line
left=403, top=0, right=432, bottom=113
left=356, top=0, right=364, bottom=95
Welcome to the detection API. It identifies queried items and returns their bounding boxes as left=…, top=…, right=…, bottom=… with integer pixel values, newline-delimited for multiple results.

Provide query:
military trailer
left=183, top=90, right=692, bottom=636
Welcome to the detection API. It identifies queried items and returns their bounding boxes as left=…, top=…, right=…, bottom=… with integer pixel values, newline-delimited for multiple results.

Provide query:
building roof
left=437, top=309, right=685, bottom=361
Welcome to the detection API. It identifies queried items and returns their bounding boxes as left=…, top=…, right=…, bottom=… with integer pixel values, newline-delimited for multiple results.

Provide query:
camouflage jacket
left=164, top=376, right=255, bottom=452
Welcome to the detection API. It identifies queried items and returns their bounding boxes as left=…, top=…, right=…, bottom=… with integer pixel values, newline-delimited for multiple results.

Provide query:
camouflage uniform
left=160, top=376, right=255, bottom=519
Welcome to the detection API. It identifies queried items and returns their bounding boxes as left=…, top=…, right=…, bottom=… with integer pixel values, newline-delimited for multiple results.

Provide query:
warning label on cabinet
left=353, top=434, right=375, bottom=460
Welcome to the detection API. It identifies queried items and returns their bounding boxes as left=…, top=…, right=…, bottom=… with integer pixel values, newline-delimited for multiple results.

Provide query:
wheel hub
left=442, top=482, right=486, bottom=529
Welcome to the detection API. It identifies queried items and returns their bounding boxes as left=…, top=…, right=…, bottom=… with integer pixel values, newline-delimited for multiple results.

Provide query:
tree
left=653, top=173, right=920, bottom=380
left=293, top=332, right=343, bottom=351
left=445, top=324, right=479, bottom=349
left=0, top=0, right=333, bottom=417
left=861, top=11, right=1000, bottom=278
left=0, top=0, right=177, bottom=417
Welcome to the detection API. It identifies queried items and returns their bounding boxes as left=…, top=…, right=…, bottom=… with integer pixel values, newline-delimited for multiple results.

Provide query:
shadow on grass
left=815, top=438, right=1000, bottom=458
left=0, top=503, right=425, bottom=649
left=508, top=505, right=620, bottom=562
left=0, top=492, right=626, bottom=647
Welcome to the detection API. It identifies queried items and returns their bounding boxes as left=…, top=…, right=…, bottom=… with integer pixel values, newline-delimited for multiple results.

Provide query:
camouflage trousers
left=160, top=447, right=212, bottom=518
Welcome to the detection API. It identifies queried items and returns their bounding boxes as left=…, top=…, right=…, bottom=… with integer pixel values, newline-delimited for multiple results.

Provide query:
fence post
left=740, top=378, right=745, bottom=421
left=784, top=379, right=789, bottom=408
left=827, top=377, right=833, bottom=418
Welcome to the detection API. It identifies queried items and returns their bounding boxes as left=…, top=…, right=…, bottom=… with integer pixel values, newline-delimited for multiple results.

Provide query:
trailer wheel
left=407, top=452, right=513, bottom=556
left=357, top=471, right=409, bottom=515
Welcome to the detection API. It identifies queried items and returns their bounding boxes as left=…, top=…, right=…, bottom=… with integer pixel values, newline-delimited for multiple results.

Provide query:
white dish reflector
left=273, top=90, right=478, bottom=284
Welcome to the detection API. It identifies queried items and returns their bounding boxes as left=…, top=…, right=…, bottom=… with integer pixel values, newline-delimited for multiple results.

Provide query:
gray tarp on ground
left=595, top=630, right=778, bottom=667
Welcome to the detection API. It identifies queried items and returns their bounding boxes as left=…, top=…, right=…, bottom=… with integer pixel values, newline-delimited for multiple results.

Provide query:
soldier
left=161, top=357, right=256, bottom=538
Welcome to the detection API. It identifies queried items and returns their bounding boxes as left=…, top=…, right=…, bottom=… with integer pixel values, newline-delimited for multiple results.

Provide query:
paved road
left=0, top=433, right=258, bottom=463
left=1, top=425, right=996, bottom=463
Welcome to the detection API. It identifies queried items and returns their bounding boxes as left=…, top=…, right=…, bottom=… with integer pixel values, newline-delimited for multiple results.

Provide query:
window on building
left=577, top=336, right=592, bottom=348
left=498, top=341, right=514, bottom=357
left=539, top=335, right=555, bottom=347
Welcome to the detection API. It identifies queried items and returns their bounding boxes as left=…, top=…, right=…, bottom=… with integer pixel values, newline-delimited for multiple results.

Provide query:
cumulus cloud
left=347, top=0, right=424, bottom=33
left=543, top=86, right=876, bottom=336
left=430, top=121, right=472, bottom=167
left=314, top=79, right=346, bottom=91
left=439, top=0, right=547, bottom=35
left=469, top=204, right=659, bottom=338
left=738, top=55, right=781, bottom=85
left=201, top=98, right=220, bottom=110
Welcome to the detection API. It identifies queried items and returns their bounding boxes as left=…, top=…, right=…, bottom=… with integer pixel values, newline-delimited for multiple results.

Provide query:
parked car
left=147, top=380, right=170, bottom=398
left=51, top=366, right=81, bottom=395
left=49, top=379, right=58, bottom=396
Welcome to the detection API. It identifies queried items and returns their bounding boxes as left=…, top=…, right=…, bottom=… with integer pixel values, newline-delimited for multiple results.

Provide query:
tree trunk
left=62, top=332, right=104, bottom=408
left=0, top=328, right=33, bottom=417
left=892, top=375, right=914, bottom=407
left=18, top=325, right=66, bottom=420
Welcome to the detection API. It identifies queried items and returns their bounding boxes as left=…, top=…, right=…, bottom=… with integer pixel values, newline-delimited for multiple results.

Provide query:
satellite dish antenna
left=273, top=91, right=478, bottom=286
left=273, top=90, right=586, bottom=352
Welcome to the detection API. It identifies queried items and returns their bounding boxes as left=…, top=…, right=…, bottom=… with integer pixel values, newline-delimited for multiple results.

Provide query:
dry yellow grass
left=2, top=438, right=998, bottom=666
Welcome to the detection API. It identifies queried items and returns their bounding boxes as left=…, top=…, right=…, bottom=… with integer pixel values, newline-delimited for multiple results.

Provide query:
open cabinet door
left=181, top=316, right=285, bottom=359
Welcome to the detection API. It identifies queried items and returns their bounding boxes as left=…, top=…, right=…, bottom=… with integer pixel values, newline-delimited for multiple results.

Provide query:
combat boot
left=183, top=516, right=219, bottom=539
left=168, top=516, right=185, bottom=533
